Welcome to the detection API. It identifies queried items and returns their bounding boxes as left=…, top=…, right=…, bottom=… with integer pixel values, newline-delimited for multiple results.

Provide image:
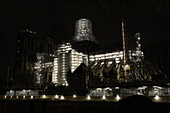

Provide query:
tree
left=144, top=41, right=170, bottom=82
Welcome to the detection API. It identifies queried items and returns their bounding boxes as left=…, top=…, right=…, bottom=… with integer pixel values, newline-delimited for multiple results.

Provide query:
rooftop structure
left=73, top=18, right=97, bottom=43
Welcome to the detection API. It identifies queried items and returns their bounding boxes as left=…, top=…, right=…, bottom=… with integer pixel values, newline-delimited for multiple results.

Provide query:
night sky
left=0, top=0, right=170, bottom=79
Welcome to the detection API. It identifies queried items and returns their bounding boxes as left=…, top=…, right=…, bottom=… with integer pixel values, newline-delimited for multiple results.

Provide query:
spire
left=122, top=20, right=130, bottom=82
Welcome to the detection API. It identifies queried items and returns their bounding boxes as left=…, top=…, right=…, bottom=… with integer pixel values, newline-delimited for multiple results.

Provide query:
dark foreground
left=0, top=96, right=170, bottom=113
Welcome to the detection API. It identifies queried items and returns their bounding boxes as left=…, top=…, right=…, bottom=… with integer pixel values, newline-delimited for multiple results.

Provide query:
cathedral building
left=52, top=18, right=144, bottom=86
left=13, top=18, right=145, bottom=90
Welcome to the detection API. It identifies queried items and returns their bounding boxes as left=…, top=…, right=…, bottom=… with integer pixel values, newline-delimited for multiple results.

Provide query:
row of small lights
left=4, top=94, right=121, bottom=101
left=4, top=95, right=34, bottom=99
left=42, top=94, right=121, bottom=101
left=42, top=95, right=65, bottom=100
left=3, top=94, right=160, bottom=101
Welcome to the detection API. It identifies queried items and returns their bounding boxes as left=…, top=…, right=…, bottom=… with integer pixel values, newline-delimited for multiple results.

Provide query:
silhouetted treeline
left=144, top=40, right=170, bottom=82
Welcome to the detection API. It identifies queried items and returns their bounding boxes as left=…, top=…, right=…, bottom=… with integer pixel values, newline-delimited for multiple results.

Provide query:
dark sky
left=0, top=0, right=170, bottom=79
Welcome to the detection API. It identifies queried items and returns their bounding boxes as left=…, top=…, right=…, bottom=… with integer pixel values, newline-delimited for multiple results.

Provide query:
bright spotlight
left=155, top=95, right=160, bottom=100
left=87, top=95, right=91, bottom=100
left=116, top=95, right=120, bottom=101
left=55, top=95, right=59, bottom=99
left=102, top=95, right=106, bottom=100
left=43, top=95, right=46, bottom=99
left=60, top=95, right=64, bottom=100
left=73, top=95, right=76, bottom=98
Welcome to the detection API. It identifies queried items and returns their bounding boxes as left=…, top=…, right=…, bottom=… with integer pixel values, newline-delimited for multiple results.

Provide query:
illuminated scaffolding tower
left=34, top=53, right=44, bottom=85
left=34, top=53, right=53, bottom=86
left=73, top=18, right=97, bottom=43
left=132, top=33, right=144, bottom=80
left=135, top=33, right=141, bottom=51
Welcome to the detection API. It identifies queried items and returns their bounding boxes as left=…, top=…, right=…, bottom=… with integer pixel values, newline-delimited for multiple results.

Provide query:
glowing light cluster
left=115, top=95, right=121, bottom=101
left=90, top=52, right=123, bottom=62
left=34, top=53, right=53, bottom=85
left=89, top=87, right=112, bottom=96
left=55, top=95, right=59, bottom=99
left=52, top=43, right=71, bottom=85
left=43, top=95, right=46, bottom=99
left=34, top=54, right=44, bottom=84
left=87, top=95, right=91, bottom=100
left=102, top=95, right=106, bottom=100
left=135, top=33, right=141, bottom=51
left=73, top=18, right=97, bottom=43
left=73, top=95, right=76, bottom=98
left=52, top=57, right=58, bottom=84
left=60, top=95, right=64, bottom=100
left=154, top=95, right=160, bottom=101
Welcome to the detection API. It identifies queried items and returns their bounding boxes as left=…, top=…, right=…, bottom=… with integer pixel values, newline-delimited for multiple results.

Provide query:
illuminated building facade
left=52, top=18, right=144, bottom=86
left=52, top=42, right=144, bottom=85
left=52, top=42, right=88, bottom=86
left=14, top=29, right=54, bottom=87
left=90, top=49, right=144, bottom=80
left=34, top=53, right=53, bottom=86
left=14, top=19, right=145, bottom=89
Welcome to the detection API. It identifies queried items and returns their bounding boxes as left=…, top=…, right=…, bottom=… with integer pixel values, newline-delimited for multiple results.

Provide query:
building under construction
left=52, top=18, right=147, bottom=87
left=12, top=18, right=149, bottom=91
